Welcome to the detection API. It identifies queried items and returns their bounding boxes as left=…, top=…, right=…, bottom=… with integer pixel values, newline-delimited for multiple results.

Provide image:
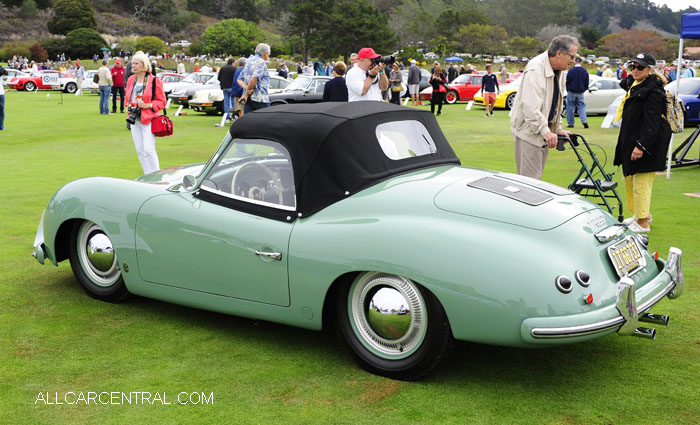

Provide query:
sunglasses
left=627, top=64, right=648, bottom=71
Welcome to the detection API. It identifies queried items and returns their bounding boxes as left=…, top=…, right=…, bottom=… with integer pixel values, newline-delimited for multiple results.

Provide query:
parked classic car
left=167, top=72, right=218, bottom=107
left=8, top=70, right=78, bottom=93
left=158, top=72, right=186, bottom=96
left=190, top=76, right=292, bottom=115
left=32, top=102, right=684, bottom=380
left=420, top=72, right=515, bottom=104
left=268, top=75, right=330, bottom=106
left=666, top=77, right=700, bottom=125
left=1, top=68, right=28, bottom=86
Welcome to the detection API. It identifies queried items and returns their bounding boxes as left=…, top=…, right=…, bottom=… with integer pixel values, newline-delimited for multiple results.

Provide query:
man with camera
left=346, top=47, right=389, bottom=102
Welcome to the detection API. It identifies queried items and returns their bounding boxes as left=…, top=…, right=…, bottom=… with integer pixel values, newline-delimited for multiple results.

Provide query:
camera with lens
left=125, top=103, right=141, bottom=126
left=372, top=55, right=395, bottom=66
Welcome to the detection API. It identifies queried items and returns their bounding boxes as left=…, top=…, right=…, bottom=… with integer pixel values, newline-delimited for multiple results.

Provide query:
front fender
left=40, top=177, right=166, bottom=265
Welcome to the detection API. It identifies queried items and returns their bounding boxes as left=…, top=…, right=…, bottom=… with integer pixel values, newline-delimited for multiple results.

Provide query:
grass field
left=1, top=89, right=698, bottom=424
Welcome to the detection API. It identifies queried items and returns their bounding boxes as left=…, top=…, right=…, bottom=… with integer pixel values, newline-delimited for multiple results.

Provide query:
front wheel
left=64, top=82, right=77, bottom=93
left=335, top=272, right=454, bottom=380
left=69, top=220, right=130, bottom=303
left=506, top=92, right=516, bottom=110
left=445, top=90, right=458, bottom=104
left=25, top=81, right=36, bottom=91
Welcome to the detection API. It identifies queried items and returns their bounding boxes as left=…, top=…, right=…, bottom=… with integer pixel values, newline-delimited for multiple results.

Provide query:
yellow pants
left=624, top=172, right=654, bottom=219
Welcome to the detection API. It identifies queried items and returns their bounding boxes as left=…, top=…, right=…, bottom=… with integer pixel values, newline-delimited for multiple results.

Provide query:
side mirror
left=182, top=175, right=196, bottom=190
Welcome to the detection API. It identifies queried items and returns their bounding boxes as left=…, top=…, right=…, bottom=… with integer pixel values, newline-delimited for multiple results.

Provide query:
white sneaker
left=622, top=215, right=652, bottom=225
left=627, top=221, right=650, bottom=233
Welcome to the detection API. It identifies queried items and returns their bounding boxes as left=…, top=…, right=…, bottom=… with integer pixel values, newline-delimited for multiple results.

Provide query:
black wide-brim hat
left=629, top=53, right=655, bottom=67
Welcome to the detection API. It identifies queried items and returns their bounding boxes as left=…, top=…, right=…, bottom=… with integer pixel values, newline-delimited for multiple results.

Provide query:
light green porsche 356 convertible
left=33, top=102, right=683, bottom=380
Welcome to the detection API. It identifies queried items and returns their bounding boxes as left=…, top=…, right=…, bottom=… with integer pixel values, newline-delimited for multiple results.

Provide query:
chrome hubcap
left=350, top=273, right=426, bottom=359
left=78, top=221, right=120, bottom=287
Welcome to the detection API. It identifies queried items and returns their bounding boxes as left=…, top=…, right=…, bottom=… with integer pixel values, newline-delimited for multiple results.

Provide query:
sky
left=650, top=1, right=697, bottom=12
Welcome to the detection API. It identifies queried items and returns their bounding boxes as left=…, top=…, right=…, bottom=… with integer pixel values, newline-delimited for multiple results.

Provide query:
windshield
left=452, top=74, right=472, bottom=84
left=665, top=79, right=700, bottom=95
left=286, top=76, right=312, bottom=91
left=182, top=73, right=198, bottom=83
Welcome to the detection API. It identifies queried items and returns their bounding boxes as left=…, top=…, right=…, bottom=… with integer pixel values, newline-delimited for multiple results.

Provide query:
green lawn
left=1, top=90, right=698, bottom=424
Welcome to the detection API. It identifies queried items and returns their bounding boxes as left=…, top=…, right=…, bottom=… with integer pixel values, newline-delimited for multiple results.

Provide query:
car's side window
left=200, top=138, right=296, bottom=210
left=313, top=80, right=327, bottom=94
left=375, top=120, right=437, bottom=160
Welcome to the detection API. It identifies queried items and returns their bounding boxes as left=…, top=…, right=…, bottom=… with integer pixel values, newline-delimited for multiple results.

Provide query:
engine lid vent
left=467, top=176, right=552, bottom=206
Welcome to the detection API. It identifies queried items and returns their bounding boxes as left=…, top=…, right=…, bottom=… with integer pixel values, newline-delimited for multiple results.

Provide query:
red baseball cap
left=357, top=47, right=380, bottom=60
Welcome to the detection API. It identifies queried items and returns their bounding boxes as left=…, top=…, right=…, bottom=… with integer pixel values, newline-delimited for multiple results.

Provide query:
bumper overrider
left=523, top=247, right=683, bottom=342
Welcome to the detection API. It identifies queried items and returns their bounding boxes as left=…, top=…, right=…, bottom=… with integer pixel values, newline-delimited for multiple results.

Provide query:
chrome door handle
left=255, top=250, right=282, bottom=261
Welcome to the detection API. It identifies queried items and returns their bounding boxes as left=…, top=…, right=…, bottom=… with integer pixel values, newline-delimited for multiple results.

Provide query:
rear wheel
left=445, top=90, right=458, bottom=104
left=69, top=220, right=130, bottom=303
left=335, top=272, right=454, bottom=380
left=25, top=81, right=36, bottom=91
left=506, top=92, right=516, bottom=110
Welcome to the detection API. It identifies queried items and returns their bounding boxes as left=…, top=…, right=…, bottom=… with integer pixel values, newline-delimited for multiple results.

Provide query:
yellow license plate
left=178, top=97, right=188, bottom=100
left=607, top=236, right=646, bottom=277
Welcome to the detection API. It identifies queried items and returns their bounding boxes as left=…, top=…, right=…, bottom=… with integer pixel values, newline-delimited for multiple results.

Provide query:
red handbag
left=148, top=75, right=174, bottom=137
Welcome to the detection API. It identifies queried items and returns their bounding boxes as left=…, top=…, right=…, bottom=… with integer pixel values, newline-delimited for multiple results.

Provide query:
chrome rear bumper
left=528, top=247, right=683, bottom=340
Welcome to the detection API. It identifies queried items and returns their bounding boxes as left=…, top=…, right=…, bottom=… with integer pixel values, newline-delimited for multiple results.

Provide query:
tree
left=47, top=0, right=97, bottom=35
left=30, top=42, right=48, bottom=62
left=20, top=0, right=38, bottom=19
left=490, top=0, right=578, bottom=37
left=41, top=37, right=70, bottom=59
left=535, top=25, right=580, bottom=44
left=186, top=0, right=260, bottom=21
left=435, top=8, right=490, bottom=39
left=601, top=29, right=669, bottom=59
left=455, top=23, right=509, bottom=56
left=579, top=25, right=602, bottom=48
left=135, top=36, right=166, bottom=55
left=288, top=0, right=334, bottom=63
left=202, top=19, right=265, bottom=56
left=397, top=45, right=425, bottom=65
left=509, top=36, right=545, bottom=57
left=65, top=28, right=107, bottom=59
left=315, top=0, right=398, bottom=62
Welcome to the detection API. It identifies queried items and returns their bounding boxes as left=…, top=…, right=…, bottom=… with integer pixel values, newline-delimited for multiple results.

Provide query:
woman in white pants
left=124, top=51, right=166, bottom=174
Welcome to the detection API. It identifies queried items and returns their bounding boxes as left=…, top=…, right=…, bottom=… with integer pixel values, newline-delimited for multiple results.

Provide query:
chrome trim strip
left=530, top=279, right=677, bottom=339
left=199, top=185, right=296, bottom=211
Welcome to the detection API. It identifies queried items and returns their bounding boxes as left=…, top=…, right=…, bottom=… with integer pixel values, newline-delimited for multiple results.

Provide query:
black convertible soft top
left=227, top=101, right=460, bottom=219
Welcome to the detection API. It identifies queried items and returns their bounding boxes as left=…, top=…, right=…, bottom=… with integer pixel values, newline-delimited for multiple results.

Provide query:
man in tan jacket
left=510, top=35, right=578, bottom=179
left=97, top=59, right=113, bottom=114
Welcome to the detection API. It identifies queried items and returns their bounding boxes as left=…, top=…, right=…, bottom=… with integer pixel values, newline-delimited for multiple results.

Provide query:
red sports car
left=8, top=70, right=78, bottom=93
left=420, top=72, right=515, bottom=104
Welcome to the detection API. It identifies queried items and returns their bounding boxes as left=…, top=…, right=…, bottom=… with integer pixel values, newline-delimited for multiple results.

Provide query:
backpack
left=664, top=91, right=684, bottom=134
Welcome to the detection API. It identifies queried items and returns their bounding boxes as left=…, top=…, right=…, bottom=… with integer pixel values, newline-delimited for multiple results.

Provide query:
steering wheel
left=231, top=162, right=283, bottom=205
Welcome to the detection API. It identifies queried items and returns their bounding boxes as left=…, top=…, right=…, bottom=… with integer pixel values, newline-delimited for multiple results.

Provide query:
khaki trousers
left=514, top=135, right=549, bottom=180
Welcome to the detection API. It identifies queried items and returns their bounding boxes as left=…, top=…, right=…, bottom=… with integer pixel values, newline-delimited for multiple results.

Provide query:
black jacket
left=217, top=64, right=236, bottom=89
left=322, top=76, right=348, bottom=102
left=614, top=75, right=671, bottom=176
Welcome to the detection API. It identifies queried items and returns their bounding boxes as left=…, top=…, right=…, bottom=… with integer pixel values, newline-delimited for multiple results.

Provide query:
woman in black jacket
left=613, top=53, right=671, bottom=233
left=429, top=65, right=447, bottom=116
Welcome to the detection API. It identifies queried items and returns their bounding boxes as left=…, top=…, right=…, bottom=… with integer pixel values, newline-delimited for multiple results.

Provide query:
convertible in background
left=32, top=102, right=684, bottom=380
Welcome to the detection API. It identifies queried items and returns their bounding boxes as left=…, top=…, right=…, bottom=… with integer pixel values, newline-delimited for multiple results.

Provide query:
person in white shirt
left=346, top=47, right=389, bottom=102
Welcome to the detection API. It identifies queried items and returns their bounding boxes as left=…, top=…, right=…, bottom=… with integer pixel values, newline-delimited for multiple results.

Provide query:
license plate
left=607, top=236, right=646, bottom=277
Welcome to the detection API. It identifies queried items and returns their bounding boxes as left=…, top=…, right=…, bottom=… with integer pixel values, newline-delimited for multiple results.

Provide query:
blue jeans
left=99, top=85, right=111, bottom=114
left=566, top=91, right=587, bottom=126
left=0, top=94, right=4, bottom=130
left=244, top=99, right=270, bottom=114
left=222, top=88, right=232, bottom=115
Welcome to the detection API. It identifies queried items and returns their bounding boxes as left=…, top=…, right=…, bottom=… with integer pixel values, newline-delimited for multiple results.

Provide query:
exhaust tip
left=634, top=327, right=656, bottom=340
